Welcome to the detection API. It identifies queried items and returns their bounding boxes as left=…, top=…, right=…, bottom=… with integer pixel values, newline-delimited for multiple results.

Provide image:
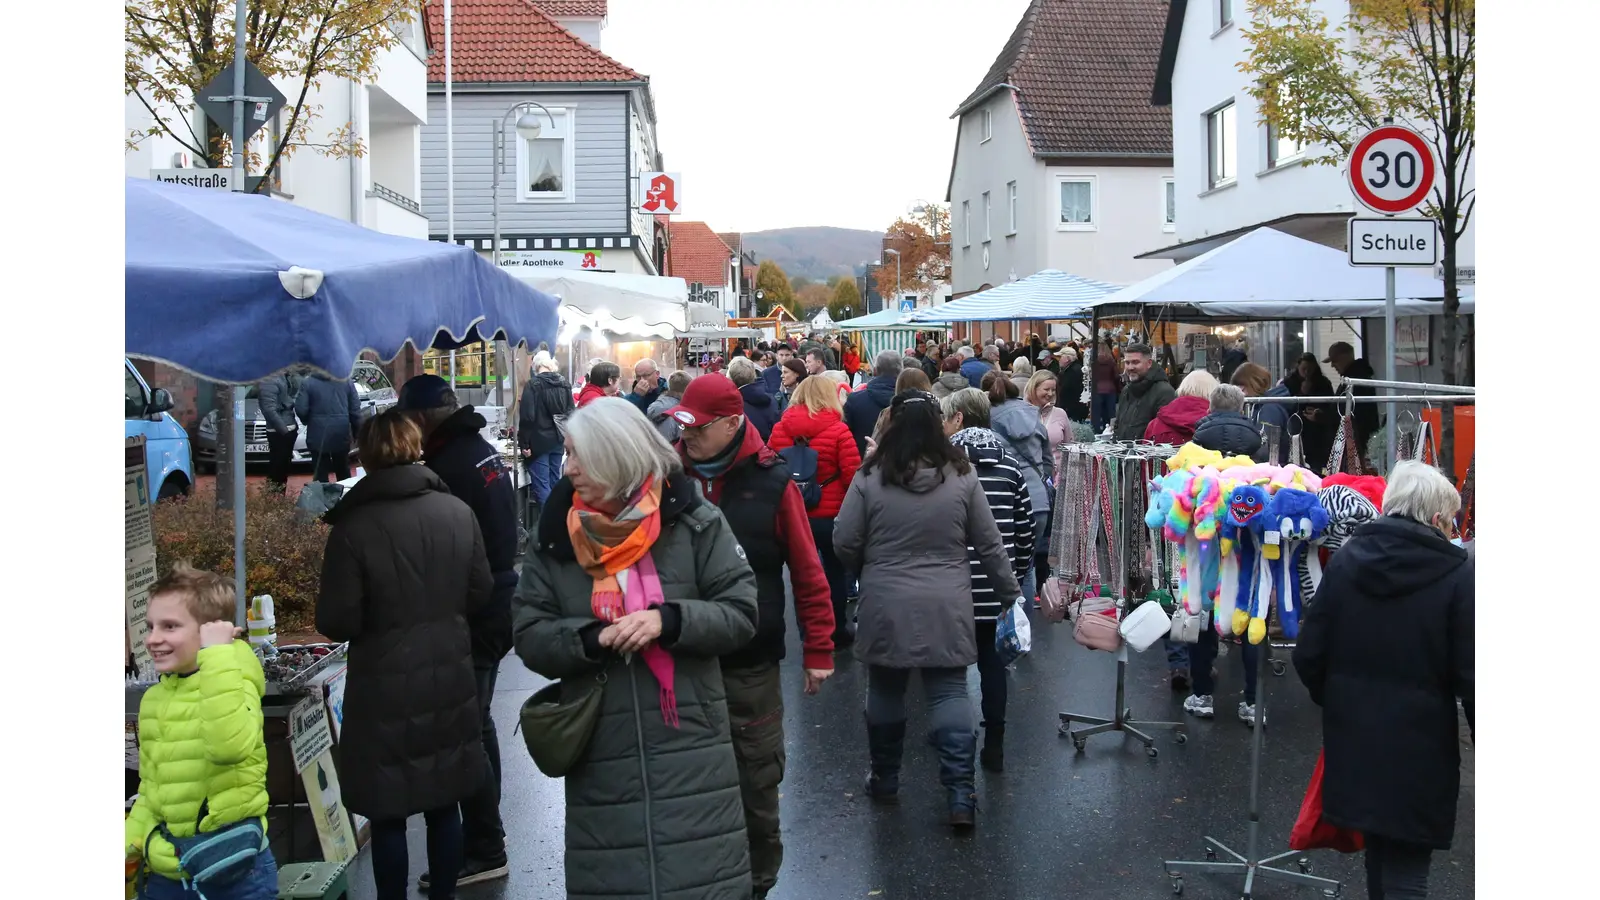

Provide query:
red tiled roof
left=426, top=0, right=642, bottom=84
left=532, top=1, right=607, bottom=16
left=954, top=0, right=1171, bottom=158
left=666, top=222, right=735, bottom=286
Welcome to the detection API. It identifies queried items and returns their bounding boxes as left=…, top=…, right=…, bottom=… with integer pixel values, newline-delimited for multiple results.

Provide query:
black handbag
left=516, top=673, right=606, bottom=778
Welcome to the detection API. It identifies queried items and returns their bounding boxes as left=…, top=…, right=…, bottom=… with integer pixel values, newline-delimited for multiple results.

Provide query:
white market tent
left=834, top=308, right=915, bottom=329
left=1098, top=227, right=1474, bottom=318
left=507, top=269, right=690, bottom=339
left=907, top=269, right=1120, bottom=322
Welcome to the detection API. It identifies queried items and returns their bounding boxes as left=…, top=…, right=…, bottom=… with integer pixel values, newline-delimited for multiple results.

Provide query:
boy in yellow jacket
left=126, top=563, right=276, bottom=899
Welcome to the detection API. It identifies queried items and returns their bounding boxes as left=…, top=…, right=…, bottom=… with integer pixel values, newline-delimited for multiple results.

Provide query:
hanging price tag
left=1263, top=530, right=1282, bottom=560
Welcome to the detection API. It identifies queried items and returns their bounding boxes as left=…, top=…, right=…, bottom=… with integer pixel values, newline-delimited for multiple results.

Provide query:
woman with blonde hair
left=1144, top=369, right=1219, bottom=446
left=770, top=376, right=862, bottom=644
left=1024, top=369, right=1071, bottom=601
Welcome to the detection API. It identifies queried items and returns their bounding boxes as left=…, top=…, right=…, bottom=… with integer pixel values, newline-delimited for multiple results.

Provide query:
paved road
left=329, top=607, right=1473, bottom=900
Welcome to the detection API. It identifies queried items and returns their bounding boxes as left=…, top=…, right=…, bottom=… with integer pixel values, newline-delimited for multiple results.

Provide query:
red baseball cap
left=671, top=374, right=743, bottom=427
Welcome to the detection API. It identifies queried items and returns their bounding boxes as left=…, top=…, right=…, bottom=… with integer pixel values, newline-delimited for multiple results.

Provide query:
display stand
left=1058, top=642, right=1187, bottom=758
left=1163, top=640, right=1342, bottom=898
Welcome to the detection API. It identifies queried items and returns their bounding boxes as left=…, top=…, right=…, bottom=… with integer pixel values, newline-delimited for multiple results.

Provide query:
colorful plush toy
left=1218, top=483, right=1271, bottom=638
left=1166, top=442, right=1222, bottom=473
left=1265, top=487, right=1328, bottom=640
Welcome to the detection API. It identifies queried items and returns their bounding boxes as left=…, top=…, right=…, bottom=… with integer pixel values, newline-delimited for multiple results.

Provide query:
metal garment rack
left=1053, top=442, right=1187, bottom=758
left=1164, top=635, right=1344, bottom=899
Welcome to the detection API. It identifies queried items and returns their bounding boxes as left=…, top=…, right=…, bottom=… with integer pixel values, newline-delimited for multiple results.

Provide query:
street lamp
left=492, top=101, right=558, bottom=267
left=883, top=247, right=901, bottom=311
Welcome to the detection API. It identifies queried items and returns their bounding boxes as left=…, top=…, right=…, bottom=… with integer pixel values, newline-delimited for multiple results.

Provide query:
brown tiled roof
left=425, top=0, right=642, bottom=84
left=666, top=222, right=735, bottom=286
left=953, top=0, right=1171, bottom=158
left=532, top=1, right=607, bottom=16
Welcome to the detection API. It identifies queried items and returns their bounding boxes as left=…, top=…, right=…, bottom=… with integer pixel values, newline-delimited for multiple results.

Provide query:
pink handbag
left=1073, top=607, right=1123, bottom=652
left=1040, top=576, right=1068, bottom=623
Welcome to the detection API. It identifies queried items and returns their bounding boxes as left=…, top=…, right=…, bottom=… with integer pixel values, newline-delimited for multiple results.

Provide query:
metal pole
left=445, top=0, right=454, bottom=247
left=229, top=0, right=248, bottom=623
left=1384, top=265, right=1396, bottom=471
left=492, top=116, right=502, bottom=268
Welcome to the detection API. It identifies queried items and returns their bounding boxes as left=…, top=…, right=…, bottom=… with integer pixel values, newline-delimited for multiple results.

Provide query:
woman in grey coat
left=834, top=389, right=1022, bottom=828
left=513, top=398, right=759, bottom=900
left=980, top=372, right=1054, bottom=600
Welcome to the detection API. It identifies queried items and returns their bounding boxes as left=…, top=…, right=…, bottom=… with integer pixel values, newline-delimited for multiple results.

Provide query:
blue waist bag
left=141, top=800, right=266, bottom=896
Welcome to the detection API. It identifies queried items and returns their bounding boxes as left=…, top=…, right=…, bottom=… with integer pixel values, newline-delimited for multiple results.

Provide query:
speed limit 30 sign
left=1347, top=124, right=1436, bottom=215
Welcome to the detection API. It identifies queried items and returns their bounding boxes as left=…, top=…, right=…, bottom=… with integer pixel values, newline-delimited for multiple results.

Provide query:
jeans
left=139, top=848, right=278, bottom=900
left=1363, top=834, right=1433, bottom=900
left=1188, top=623, right=1259, bottom=704
left=866, top=666, right=975, bottom=802
left=723, top=662, right=786, bottom=894
left=1165, top=637, right=1190, bottom=670
left=266, top=428, right=296, bottom=491
left=1020, top=509, right=1051, bottom=601
left=312, top=448, right=350, bottom=483
left=525, top=449, right=562, bottom=506
left=371, top=806, right=462, bottom=900
left=810, top=518, right=850, bottom=638
left=458, top=663, right=505, bottom=862
left=973, top=620, right=1007, bottom=731
left=1091, top=391, right=1118, bottom=433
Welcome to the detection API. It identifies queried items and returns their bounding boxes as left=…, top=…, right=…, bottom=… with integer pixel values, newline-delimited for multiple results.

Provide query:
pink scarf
left=622, top=554, right=678, bottom=728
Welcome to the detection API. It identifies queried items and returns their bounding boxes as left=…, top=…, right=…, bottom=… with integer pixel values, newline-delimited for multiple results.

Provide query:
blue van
left=125, top=359, right=195, bottom=500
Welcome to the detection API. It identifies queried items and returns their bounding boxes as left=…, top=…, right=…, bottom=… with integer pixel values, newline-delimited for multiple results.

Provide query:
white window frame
left=515, top=106, right=576, bottom=203
left=1054, top=174, right=1097, bottom=232
left=1264, top=85, right=1306, bottom=170
left=1161, top=177, right=1176, bottom=232
left=982, top=191, right=992, bottom=242
left=962, top=200, right=971, bottom=247
left=1206, top=101, right=1237, bottom=190
left=1217, top=0, right=1233, bottom=31
left=980, top=107, right=993, bottom=143
left=1006, top=181, right=1018, bottom=235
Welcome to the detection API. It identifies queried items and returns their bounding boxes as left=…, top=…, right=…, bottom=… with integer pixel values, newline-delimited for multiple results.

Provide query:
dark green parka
left=513, top=475, right=759, bottom=900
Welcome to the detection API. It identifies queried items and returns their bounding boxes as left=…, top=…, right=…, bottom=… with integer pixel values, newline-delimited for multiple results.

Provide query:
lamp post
left=492, top=101, right=558, bottom=267
left=883, top=247, right=901, bottom=311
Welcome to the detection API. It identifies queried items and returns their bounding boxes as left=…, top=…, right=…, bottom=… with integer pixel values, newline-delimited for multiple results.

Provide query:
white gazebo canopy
left=907, top=269, right=1120, bottom=322
left=1100, top=227, right=1473, bottom=318
left=508, top=269, right=689, bottom=339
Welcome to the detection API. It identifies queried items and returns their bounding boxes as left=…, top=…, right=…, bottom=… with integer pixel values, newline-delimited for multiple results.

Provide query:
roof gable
left=666, top=222, right=735, bottom=286
left=952, top=0, right=1172, bottom=158
left=425, top=0, right=642, bottom=84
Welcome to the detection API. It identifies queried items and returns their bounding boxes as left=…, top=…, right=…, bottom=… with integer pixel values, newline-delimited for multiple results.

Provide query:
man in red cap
left=670, top=374, right=835, bottom=900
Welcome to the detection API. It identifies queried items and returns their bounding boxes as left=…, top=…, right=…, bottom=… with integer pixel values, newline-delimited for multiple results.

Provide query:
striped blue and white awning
left=908, top=270, right=1121, bottom=322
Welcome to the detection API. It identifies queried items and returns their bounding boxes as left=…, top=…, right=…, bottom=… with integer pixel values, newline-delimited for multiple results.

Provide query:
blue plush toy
left=1265, top=487, right=1328, bottom=639
left=1218, top=483, right=1271, bottom=639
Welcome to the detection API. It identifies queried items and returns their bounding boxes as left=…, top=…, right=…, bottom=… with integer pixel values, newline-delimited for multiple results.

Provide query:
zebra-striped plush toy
left=1298, top=485, right=1382, bottom=604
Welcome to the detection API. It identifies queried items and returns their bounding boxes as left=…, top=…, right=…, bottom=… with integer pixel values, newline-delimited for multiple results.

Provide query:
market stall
left=834, top=307, right=945, bottom=362
left=125, top=177, right=559, bottom=871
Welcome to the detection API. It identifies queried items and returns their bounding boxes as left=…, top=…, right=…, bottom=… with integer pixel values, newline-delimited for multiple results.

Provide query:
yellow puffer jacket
left=125, top=640, right=269, bottom=879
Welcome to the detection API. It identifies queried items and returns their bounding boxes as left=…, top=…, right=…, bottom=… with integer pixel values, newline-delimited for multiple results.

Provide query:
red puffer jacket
left=1144, top=394, right=1210, bottom=446
left=768, top=404, right=860, bottom=519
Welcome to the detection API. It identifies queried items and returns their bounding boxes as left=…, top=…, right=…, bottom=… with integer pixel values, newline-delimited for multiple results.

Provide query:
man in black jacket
left=257, top=372, right=301, bottom=491
left=517, top=352, right=573, bottom=508
left=1325, top=341, right=1380, bottom=455
left=295, top=373, right=363, bottom=483
left=843, top=350, right=901, bottom=456
left=398, top=375, right=519, bottom=889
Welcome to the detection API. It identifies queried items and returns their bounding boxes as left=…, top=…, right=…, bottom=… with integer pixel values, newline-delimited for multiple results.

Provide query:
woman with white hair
left=1144, top=369, right=1219, bottom=446
left=1293, top=460, right=1473, bottom=900
left=1008, top=357, right=1034, bottom=397
left=513, top=397, right=760, bottom=899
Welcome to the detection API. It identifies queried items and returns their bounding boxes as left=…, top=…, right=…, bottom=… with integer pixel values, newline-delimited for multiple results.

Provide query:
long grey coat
left=513, top=475, right=759, bottom=900
left=833, top=464, right=1021, bottom=669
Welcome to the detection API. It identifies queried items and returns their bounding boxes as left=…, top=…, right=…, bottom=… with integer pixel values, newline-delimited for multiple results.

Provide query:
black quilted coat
left=316, top=464, right=493, bottom=821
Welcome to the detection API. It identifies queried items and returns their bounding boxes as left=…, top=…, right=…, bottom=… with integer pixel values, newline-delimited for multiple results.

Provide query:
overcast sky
left=603, top=0, right=1033, bottom=234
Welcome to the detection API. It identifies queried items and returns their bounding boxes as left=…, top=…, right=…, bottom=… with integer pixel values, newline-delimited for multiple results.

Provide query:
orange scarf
left=566, top=478, right=664, bottom=622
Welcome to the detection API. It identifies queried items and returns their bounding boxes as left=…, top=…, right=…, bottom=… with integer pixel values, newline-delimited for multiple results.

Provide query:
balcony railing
left=368, top=182, right=421, bottom=215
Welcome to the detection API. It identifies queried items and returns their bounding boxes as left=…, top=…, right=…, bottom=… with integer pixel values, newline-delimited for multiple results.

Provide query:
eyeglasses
left=682, top=415, right=732, bottom=435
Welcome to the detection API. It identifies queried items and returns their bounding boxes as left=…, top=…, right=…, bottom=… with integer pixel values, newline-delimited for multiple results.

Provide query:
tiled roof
left=425, top=0, right=642, bottom=84
left=716, top=232, right=742, bottom=255
left=666, top=222, right=735, bottom=287
left=953, top=0, right=1171, bottom=158
left=533, top=1, right=607, bottom=16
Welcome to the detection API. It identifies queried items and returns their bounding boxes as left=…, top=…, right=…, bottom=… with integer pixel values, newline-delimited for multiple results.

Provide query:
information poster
left=291, top=696, right=357, bottom=862
left=125, top=437, right=157, bottom=676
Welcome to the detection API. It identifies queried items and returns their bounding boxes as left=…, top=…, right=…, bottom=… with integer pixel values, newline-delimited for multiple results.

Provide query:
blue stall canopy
left=907, top=270, right=1119, bottom=323
left=125, top=178, right=560, bottom=383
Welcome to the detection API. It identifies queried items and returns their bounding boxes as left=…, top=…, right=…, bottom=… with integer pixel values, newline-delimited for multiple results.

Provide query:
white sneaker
left=1238, top=701, right=1264, bottom=727
left=1183, top=694, right=1215, bottom=718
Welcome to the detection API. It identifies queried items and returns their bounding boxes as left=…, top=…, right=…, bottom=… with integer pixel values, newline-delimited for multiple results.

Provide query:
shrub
left=151, top=486, right=328, bottom=632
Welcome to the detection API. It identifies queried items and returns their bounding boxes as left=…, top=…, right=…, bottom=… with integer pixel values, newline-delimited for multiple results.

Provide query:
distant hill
left=742, top=227, right=883, bottom=282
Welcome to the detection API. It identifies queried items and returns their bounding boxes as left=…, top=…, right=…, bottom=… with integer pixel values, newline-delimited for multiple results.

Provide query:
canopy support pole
left=229, top=0, right=248, bottom=622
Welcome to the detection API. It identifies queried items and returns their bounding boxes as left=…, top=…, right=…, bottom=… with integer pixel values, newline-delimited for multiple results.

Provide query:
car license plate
left=245, top=442, right=269, bottom=454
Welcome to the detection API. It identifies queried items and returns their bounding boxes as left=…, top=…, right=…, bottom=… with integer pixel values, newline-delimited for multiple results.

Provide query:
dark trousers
left=266, top=429, right=296, bottom=491
left=458, top=662, right=505, bottom=862
left=722, top=662, right=786, bottom=894
left=312, top=449, right=350, bottom=483
left=525, top=449, right=562, bottom=506
left=973, top=620, right=1007, bottom=731
left=1188, top=623, right=1259, bottom=704
left=370, top=805, right=461, bottom=900
left=1363, top=834, right=1433, bottom=900
left=809, top=518, right=849, bottom=637
left=1032, top=507, right=1054, bottom=599
left=1091, top=391, right=1118, bottom=432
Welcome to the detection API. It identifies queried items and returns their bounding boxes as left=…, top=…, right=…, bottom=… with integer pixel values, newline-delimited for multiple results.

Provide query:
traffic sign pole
left=1385, top=265, right=1396, bottom=470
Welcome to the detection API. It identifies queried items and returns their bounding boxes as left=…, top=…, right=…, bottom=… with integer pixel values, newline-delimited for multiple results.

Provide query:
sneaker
left=1238, top=701, right=1264, bottom=728
left=1169, top=669, right=1191, bottom=692
left=419, top=856, right=510, bottom=890
left=1182, top=694, right=1215, bottom=718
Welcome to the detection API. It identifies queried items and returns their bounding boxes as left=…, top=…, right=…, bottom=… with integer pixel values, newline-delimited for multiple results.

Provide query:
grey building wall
left=948, top=92, right=1040, bottom=295
left=421, top=90, right=631, bottom=237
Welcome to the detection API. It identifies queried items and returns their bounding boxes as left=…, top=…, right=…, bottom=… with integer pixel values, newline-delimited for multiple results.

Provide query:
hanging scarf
left=566, top=477, right=679, bottom=727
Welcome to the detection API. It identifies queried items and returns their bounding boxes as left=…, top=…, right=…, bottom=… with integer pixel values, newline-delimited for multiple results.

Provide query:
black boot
left=980, top=722, right=1004, bottom=773
left=932, top=726, right=978, bottom=828
left=864, top=718, right=905, bottom=802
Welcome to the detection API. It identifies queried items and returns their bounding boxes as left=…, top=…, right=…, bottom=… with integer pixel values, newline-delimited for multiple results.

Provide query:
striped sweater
left=950, top=427, right=1036, bottom=618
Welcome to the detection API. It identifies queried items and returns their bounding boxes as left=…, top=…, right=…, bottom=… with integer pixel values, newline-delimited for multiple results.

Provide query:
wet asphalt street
left=340, top=604, right=1474, bottom=900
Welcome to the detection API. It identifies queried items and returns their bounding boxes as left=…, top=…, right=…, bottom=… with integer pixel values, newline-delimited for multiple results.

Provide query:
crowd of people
left=124, top=328, right=1470, bottom=900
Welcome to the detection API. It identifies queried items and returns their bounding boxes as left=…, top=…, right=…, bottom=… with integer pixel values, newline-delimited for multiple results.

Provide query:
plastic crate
left=277, top=861, right=349, bottom=900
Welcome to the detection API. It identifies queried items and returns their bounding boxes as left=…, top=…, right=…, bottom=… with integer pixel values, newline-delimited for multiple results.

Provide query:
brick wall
left=131, top=360, right=205, bottom=434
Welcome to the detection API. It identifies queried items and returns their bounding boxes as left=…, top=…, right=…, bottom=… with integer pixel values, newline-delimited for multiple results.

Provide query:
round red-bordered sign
left=1348, top=125, right=1436, bottom=215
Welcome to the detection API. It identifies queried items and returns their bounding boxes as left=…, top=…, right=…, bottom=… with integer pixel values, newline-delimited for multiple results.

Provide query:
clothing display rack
left=1051, top=441, right=1187, bottom=758
left=1164, top=615, right=1343, bottom=899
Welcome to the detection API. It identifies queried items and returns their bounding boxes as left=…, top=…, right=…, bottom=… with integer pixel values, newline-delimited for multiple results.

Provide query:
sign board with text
left=494, top=249, right=603, bottom=270
left=1347, top=217, right=1439, bottom=267
left=150, top=169, right=269, bottom=193
left=1347, top=124, right=1436, bottom=216
left=126, top=437, right=157, bottom=677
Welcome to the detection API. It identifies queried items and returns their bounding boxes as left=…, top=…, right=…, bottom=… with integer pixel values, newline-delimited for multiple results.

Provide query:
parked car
left=194, top=361, right=397, bottom=471
left=125, top=359, right=195, bottom=500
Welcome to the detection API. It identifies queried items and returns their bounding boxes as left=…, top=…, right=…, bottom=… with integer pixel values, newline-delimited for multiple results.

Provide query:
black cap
left=396, top=374, right=453, bottom=411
